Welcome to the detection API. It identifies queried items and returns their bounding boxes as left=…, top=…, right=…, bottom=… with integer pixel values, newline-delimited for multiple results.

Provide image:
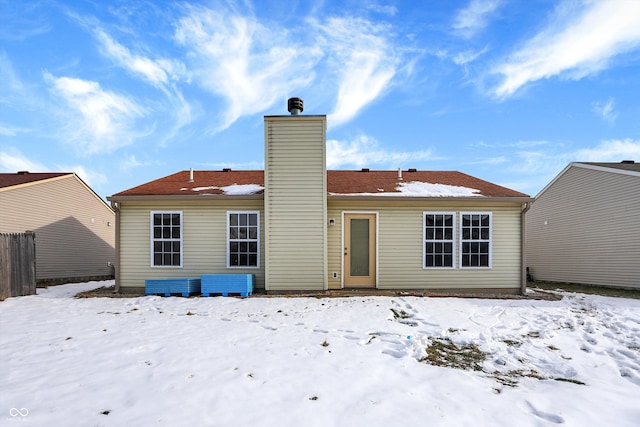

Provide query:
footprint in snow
left=580, top=344, right=591, bottom=353
left=381, top=348, right=406, bottom=359
left=525, top=401, right=565, bottom=424
left=583, top=334, right=598, bottom=345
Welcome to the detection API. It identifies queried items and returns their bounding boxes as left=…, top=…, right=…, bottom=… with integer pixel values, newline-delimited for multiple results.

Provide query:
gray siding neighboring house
left=0, top=172, right=115, bottom=284
left=525, top=162, right=640, bottom=289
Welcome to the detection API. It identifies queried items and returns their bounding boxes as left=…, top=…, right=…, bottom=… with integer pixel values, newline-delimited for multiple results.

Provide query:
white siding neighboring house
left=109, top=99, right=532, bottom=295
left=0, top=172, right=115, bottom=284
left=526, top=162, right=640, bottom=289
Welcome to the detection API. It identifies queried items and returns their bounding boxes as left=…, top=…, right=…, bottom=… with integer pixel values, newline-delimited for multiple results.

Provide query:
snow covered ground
left=1, top=281, right=639, bottom=426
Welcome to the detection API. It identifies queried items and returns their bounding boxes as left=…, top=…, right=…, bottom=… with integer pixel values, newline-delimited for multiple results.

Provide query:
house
left=525, top=161, right=640, bottom=289
left=108, top=98, right=531, bottom=294
left=0, top=172, right=115, bottom=284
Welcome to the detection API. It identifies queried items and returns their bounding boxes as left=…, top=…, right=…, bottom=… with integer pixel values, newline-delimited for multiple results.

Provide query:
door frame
left=341, top=211, right=378, bottom=288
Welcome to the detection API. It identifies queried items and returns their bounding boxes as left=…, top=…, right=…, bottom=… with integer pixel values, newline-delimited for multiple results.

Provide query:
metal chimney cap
left=287, top=97, right=303, bottom=115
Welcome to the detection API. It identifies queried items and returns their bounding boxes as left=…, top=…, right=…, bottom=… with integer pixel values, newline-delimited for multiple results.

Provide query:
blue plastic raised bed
left=145, top=278, right=201, bottom=297
left=201, top=274, right=254, bottom=297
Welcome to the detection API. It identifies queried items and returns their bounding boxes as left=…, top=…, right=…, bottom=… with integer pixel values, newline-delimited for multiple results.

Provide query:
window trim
left=423, top=211, right=456, bottom=269
left=150, top=210, right=183, bottom=268
left=226, top=211, right=260, bottom=269
left=459, top=212, right=492, bottom=269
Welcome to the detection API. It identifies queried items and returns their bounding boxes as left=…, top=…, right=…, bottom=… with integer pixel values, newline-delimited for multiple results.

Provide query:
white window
left=460, top=212, right=492, bottom=268
left=227, top=211, right=260, bottom=268
left=150, top=211, right=183, bottom=267
left=424, top=212, right=456, bottom=268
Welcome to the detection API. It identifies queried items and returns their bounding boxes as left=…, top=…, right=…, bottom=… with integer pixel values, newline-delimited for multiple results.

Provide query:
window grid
left=460, top=213, right=491, bottom=268
left=424, top=212, right=455, bottom=268
left=151, top=211, right=182, bottom=267
left=228, top=211, right=260, bottom=268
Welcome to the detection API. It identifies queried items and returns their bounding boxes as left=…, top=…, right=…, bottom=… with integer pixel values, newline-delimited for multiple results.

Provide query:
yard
left=1, top=281, right=638, bottom=426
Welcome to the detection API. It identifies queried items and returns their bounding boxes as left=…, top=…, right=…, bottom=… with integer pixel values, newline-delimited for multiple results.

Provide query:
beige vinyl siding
left=0, top=175, right=115, bottom=281
left=264, top=116, right=327, bottom=291
left=526, top=165, right=640, bottom=288
left=327, top=200, right=522, bottom=291
left=118, top=200, right=265, bottom=290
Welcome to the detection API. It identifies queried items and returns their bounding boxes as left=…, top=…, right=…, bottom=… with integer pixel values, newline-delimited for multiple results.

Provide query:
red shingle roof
left=0, top=172, right=71, bottom=189
left=328, top=170, right=528, bottom=197
left=112, top=169, right=528, bottom=198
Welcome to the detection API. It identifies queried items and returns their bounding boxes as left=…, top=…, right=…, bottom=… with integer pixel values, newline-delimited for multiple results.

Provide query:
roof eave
left=328, top=195, right=532, bottom=203
left=108, top=194, right=265, bottom=203
left=108, top=194, right=531, bottom=203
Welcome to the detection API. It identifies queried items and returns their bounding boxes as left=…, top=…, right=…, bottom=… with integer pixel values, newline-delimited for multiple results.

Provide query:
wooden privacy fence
left=0, top=232, right=36, bottom=300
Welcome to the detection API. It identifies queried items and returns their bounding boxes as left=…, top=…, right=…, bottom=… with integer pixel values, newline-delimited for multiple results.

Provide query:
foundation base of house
left=105, top=286, right=557, bottom=300
left=37, top=275, right=115, bottom=287
left=265, top=287, right=524, bottom=297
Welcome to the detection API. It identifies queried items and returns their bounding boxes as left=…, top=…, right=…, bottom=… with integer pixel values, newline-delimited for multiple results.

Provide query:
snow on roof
left=220, top=184, right=264, bottom=195
left=111, top=169, right=529, bottom=198
left=332, top=181, right=482, bottom=197
left=181, top=183, right=264, bottom=195
left=188, top=186, right=218, bottom=192
left=396, top=181, right=482, bottom=197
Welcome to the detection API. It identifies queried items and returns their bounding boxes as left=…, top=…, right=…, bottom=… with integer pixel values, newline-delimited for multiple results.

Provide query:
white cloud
left=510, top=138, right=640, bottom=184
left=87, top=26, right=193, bottom=145
left=592, top=98, right=617, bottom=124
left=316, top=17, right=399, bottom=127
left=0, top=50, right=22, bottom=97
left=574, top=138, right=640, bottom=162
left=468, top=156, right=507, bottom=165
left=0, top=123, right=18, bottom=136
left=60, top=164, right=108, bottom=189
left=453, top=0, right=502, bottom=39
left=492, top=0, right=640, bottom=98
left=174, top=5, right=319, bottom=131
left=367, top=4, right=398, bottom=17
left=173, top=5, right=408, bottom=131
left=122, top=155, right=143, bottom=169
left=93, top=28, right=186, bottom=88
left=453, top=47, right=488, bottom=66
left=327, top=134, right=432, bottom=168
left=44, top=72, right=146, bottom=154
left=0, top=149, right=47, bottom=172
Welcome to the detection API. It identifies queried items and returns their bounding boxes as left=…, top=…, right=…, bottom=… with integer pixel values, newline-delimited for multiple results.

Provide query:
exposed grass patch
left=502, top=339, right=522, bottom=347
left=554, top=377, right=586, bottom=385
left=390, top=308, right=412, bottom=319
left=419, top=338, right=487, bottom=371
left=419, top=336, right=585, bottom=388
left=390, top=308, right=419, bottom=326
left=489, top=369, right=545, bottom=387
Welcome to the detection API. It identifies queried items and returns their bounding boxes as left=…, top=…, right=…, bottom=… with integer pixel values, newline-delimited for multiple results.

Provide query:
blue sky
left=1, top=0, right=639, bottom=199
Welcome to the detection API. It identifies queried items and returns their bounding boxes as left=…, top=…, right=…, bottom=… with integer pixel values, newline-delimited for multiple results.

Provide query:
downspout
left=521, top=201, right=532, bottom=295
left=110, top=200, right=121, bottom=292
